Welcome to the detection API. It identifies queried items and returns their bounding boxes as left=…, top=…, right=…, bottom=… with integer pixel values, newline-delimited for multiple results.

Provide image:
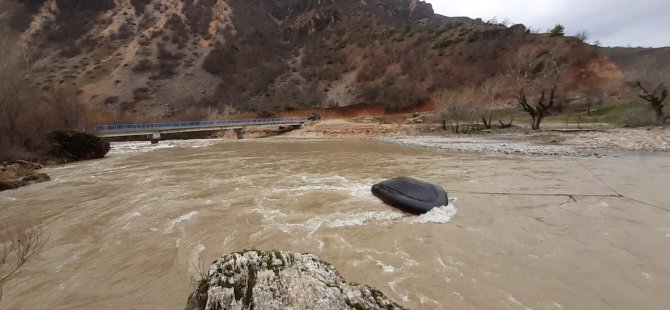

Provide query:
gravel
left=383, top=135, right=601, bottom=157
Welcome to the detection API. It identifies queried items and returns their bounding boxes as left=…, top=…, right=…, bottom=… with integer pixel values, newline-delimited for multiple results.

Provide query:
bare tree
left=436, top=90, right=478, bottom=133
left=49, top=88, right=87, bottom=130
left=635, top=81, right=668, bottom=125
left=0, top=225, right=43, bottom=303
left=499, top=118, right=514, bottom=128
left=585, top=88, right=604, bottom=115
left=0, top=27, right=26, bottom=146
left=575, top=30, right=589, bottom=43
left=512, top=51, right=562, bottom=130
left=0, top=83, right=26, bottom=146
left=220, top=104, right=237, bottom=120
left=616, top=51, right=669, bottom=125
left=480, top=79, right=501, bottom=129
left=0, top=22, right=42, bottom=148
left=481, top=111, right=493, bottom=129
left=515, top=86, right=557, bottom=130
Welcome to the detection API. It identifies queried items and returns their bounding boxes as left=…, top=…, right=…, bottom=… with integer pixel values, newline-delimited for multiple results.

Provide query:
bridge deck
left=94, top=118, right=307, bottom=138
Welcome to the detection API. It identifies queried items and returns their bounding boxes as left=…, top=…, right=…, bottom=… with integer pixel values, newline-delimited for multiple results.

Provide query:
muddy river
left=1, top=139, right=669, bottom=309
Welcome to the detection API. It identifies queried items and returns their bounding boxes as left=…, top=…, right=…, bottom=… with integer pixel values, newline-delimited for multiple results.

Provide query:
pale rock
left=185, top=250, right=407, bottom=310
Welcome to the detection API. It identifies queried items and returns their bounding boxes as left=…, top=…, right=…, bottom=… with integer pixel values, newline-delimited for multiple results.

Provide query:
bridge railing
left=95, top=118, right=306, bottom=132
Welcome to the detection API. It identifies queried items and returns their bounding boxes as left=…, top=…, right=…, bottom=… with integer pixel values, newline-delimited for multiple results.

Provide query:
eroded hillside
left=4, top=0, right=622, bottom=120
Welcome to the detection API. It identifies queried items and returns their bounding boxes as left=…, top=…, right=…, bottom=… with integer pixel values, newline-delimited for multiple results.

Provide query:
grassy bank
left=484, top=99, right=661, bottom=129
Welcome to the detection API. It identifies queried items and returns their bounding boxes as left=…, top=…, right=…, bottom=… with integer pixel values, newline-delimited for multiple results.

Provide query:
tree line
left=0, top=27, right=87, bottom=161
left=436, top=47, right=668, bottom=132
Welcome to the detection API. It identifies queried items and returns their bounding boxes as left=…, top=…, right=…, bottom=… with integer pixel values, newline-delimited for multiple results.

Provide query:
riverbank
left=0, top=161, right=51, bottom=191
left=0, top=131, right=110, bottom=191
left=277, top=119, right=670, bottom=157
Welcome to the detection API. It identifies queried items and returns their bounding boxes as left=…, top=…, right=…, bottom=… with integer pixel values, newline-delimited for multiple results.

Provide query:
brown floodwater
left=1, top=139, right=669, bottom=309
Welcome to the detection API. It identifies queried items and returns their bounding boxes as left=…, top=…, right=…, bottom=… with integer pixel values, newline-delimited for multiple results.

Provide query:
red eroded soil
left=87, top=100, right=436, bottom=125
left=276, top=99, right=436, bottom=120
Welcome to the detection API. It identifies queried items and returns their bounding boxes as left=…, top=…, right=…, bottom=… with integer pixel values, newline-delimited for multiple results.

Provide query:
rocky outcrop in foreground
left=47, top=130, right=110, bottom=162
left=0, top=161, right=50, bottom=191
left=185, top=250, right=407, bottom=310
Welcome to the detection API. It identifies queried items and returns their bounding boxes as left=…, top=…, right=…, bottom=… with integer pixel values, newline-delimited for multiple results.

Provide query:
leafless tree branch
left=635, top=81, right=668, bottom=124
left=512, top=51, right=561, bottom=130
left=436, top=89, right=479, bottom=133
left=0, top=225, right=44, bottom=302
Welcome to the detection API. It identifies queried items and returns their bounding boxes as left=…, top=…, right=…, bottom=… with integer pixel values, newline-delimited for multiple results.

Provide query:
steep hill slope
left=4, top=0, right=622, bottom=120
left=603, top=47, right=670, bottom=83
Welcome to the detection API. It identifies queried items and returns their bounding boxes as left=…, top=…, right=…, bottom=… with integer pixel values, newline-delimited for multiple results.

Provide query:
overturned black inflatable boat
left=371, top=177, right=448, bottom=214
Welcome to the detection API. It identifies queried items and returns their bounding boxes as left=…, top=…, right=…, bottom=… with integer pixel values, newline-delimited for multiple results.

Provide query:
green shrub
left=550, top=24, right=565, bottom=37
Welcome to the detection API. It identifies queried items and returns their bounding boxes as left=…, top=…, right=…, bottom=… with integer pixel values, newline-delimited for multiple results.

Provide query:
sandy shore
left=277, top=119, right=670, bottom=157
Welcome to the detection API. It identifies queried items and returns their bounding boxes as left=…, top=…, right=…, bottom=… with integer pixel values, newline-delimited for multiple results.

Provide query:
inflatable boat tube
left=371, top=177, right=448, bottom=214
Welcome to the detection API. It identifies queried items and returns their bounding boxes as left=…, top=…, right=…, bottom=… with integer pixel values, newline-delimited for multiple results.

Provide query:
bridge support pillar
left=234, top=128, right=245, bottom=139
left=150, top=132, right=161, bottom=144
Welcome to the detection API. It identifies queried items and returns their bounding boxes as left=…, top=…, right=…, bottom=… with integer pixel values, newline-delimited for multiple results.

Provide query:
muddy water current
left=2, top=139, right=670, bottom=309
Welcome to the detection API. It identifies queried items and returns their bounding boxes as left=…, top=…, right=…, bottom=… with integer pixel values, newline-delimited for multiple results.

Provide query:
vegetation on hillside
left=1, top=0, right=619, bottom=118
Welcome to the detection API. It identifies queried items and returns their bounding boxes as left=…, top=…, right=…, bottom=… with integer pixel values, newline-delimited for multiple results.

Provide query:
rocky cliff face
left=4, top=0, right=618, bottom=119
left=185, top=250, right=407, bottom=310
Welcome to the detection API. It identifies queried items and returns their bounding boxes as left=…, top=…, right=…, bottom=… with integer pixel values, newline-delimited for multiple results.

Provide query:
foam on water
left=251, top=207, right=404, bottom=231
left=109, top=141, right=176, bottom=155
left=189, top=243, right=206, bottom=269
left=300, top=175, right=348, bottom=183
left=109, top=139, right=221, bottom=156
left=250, top=205, right=287, bottom=221
left=272, top=175, right=374, bottom=199
left=119, top=211, right=142, bottom=230
left=164, top=211, right=199, bottom=233
left=353, top=254, right=398, bottom=273
left=187, top=139, right=219, bottom=148
left=251, top=197, right=458, bottom=234
left=593, top=200, right=610, bottom=208
left=417, top=294, right=439, bottom=305
left=505, top=293, right=534, bottom=310
left=326, top=211, right=406, bottom=228
left=409, top=203, right=458, bottom=224
left=388, top=279, right=411, bottom=303
left=222, top=232, right=238, bottom=249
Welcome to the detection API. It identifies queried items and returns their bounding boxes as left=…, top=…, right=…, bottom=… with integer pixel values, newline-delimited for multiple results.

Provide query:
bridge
left=94, top=118, right=308, bottom=143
